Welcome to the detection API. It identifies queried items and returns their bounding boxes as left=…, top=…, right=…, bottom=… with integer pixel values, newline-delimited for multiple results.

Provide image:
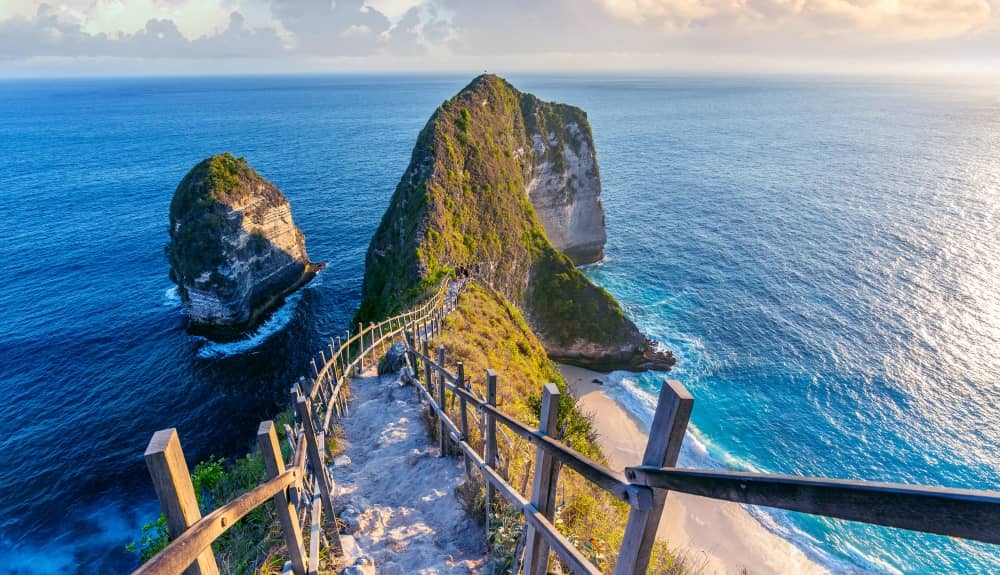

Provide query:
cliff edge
left=168, top=153, right=320, bottom=337
left=359, top=75, right=672, bottom=371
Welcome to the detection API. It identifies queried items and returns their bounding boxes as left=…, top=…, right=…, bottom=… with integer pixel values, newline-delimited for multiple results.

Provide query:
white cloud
left=80, top=0, right=235, bottom=39
left=0, top=0, right=998, bottom=73
left=598, top=0, right=994, bottom=40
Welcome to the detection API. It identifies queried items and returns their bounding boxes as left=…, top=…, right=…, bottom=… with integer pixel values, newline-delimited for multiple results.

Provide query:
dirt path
left=334, top=368, right=486, bottom=575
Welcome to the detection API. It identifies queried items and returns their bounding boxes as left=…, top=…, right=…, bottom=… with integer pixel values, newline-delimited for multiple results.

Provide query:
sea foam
left=196, top=291, right=303, bottom=358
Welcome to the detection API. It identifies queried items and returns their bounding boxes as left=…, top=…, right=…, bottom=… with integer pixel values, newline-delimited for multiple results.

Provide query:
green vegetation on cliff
left=360, top=74, right=661, bottom=370
left=168, top=153, right=280, bottom=284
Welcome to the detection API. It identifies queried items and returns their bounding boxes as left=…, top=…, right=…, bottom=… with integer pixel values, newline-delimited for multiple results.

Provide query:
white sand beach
left=558, top=364, right=830, bottom=575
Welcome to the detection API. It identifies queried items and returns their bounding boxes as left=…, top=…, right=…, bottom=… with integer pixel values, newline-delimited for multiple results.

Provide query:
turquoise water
left=0, top=75, right=996, bottom=573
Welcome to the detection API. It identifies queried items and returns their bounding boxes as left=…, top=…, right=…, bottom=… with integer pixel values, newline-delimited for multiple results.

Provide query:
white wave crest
left=196, top=292, right=302, bottom=358
left=162, top=286, right=182, bottom=308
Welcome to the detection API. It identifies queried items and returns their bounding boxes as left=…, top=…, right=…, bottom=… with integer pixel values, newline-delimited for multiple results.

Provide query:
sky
left=0, top=0, right=998, bottom=76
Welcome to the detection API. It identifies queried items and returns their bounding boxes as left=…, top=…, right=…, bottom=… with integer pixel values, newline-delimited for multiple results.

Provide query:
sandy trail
left=334, top=368, right=486, bottom=575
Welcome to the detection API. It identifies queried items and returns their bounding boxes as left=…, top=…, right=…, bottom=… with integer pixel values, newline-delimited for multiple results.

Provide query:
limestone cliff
left=522, top=95, right=606, bottom=265
left=168, top=153, right=320, bottom=336
left=359, top=75, right=672, bottom=371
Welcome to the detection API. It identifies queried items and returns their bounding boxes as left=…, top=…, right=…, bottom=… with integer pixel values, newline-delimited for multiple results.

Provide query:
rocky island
left=168, top=153, right=321, bottom=338
left=360, top=74, right=672, bottom=371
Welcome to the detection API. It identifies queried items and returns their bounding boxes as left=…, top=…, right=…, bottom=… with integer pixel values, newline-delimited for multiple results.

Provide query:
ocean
left=0, top=74, right=996, bottom=574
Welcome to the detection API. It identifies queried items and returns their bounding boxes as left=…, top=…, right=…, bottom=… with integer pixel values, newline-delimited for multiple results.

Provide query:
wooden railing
left=301, top=276, right=457, bottom=436
left=398, top=323, right=1000, bottom=575
left=132, top=279, right=459, bottom=575
left=135, top=274, right=1000, bottom=575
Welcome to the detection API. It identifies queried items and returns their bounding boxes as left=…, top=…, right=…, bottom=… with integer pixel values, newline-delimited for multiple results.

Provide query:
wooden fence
left=398, top=323, right=1000, bottom=575
left=134, top=274, right=1000, bottom=575
left=132, top=280, right=457, bottom=575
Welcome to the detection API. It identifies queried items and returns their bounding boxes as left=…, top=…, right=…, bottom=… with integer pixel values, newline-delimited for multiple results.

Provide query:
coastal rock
left=168, top=153, right=320, bottom=336
left=360, top=75, right=673, bottom=372
left=378, top=343, right=408, bottom=374
left=522, top=94, right=606, bottom=265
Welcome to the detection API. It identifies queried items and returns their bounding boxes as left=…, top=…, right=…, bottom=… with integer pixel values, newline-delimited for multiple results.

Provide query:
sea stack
left=168, top=153, right=320, bottom=336
left=360, top=75, right=672, bottom=371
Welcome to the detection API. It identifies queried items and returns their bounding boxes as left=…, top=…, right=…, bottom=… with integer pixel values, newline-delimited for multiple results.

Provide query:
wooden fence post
left=422, top=339, right=432, bottom=400
left=437, top=344, right=447, bottom=456
left=257, top=421, right=307, bottom=575
left=144, top=429, right=221, bottom=575
left=457, top=362, right=470, bottom=475
left=524, top=384, right=562, bottom=575
left=357, top=322, right=365, bottom=371
left=412, top=323, right=419, bottom=359
left=615, top=380, right=693, bottom=575
left=295, top=395, right=345, bottom=556
left=485, top=369, right=498, bottom=529
left=335, top=337, right=343, bottom=377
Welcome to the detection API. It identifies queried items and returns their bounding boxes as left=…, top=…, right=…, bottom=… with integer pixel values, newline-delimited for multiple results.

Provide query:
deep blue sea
left=0, top=74, right=997, bottom=574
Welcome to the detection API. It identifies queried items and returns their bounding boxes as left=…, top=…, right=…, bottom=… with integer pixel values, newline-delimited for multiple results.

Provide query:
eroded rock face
left=523, top=98, right=607, bottom=265
left=168, top=153, right=319, bottom=335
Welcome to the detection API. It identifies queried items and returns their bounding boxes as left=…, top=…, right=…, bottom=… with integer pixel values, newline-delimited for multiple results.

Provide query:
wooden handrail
left=309, top=277, right=453, bottom=400
left=135, top=280, right=462, bottom=575
left=402, top=346, right=650, bottom=509
left=134, top=467, right=301, bottom=575
left=401, top=333, right=1000, bottom=572
left=625, top=466, right=1000, bottom=545
left=404, top=359, right=602, bottom=575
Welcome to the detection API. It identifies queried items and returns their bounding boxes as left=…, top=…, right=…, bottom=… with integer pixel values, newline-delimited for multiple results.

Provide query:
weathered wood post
left=295, top=395, right=344, bottom=555
left=257, top=421, right=307, bottom=575
left=615, top=379, right=693, bottom=575
left=144, top=429, right=221, bottom=575
left=411, top=323, right=420, bottom=359
left=422, top=339, right=432, bottom=400
left=317, top=351, right=329, bottom=404
left=437, top=344, right=447, bottom=456
left=457, top=362, right=470, bottom=474
left=344, top=329, right=351, bottom=370
left=524, top=384, right=562, bottom=575
left=357, top=322, right=365, bottom=371
left=484, top=369, right=498, bottom=529
left=335, top=337, right=343, bottom=377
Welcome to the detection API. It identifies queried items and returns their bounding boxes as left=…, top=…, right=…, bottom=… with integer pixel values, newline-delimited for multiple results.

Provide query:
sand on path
left=334, top=368, right=486, bottom=574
